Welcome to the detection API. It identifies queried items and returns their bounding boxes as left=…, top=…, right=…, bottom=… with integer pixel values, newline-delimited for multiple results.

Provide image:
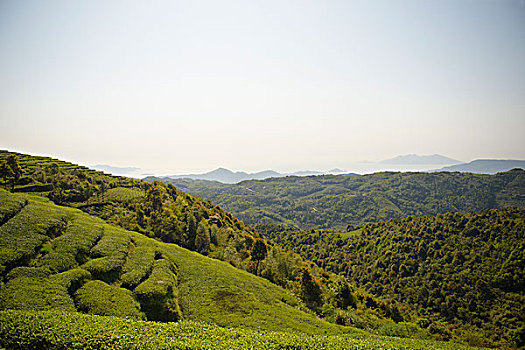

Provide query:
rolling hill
left=380, top=154, right=461, bottom=165
left=0, top=189, right=350, bottom=334
left=433, top=159, right=525, bottom=174
left=150, top=170, right=525, bottom=230
left=0, top=151, right=490, bottom=349
left=259, top=208, right=525, bottom=348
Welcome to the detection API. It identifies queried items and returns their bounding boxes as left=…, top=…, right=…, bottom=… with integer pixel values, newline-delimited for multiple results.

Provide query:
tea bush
left=75, top=280, right=144, bottom=320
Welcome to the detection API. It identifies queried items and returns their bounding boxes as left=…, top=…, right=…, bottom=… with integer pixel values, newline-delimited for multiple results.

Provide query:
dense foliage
left=0, top=310, right=483, bottom=350
left=0, top=151, right=416, bottom=334
left=2, top=150, right=523, bottom=349
left=159, top=170, right=525, bottom=229
left=260, top=209, right=525, bottom=348
left=0, top=189, right=358, bottom=336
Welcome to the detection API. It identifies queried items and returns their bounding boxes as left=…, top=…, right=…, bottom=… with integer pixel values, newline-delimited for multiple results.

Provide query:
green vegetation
left=1, top=150, right=522, bottom=349
left=120, top=245, right=157, bottom=288
left=0, top=268, right=90, bottom=312
left=261, top=209, right=525, bottom=348
left=162, top=170, right=525, bottom=229
left=75, top=280, right=144, bottom=319
left=134, top=258, right=181, bottom=321
left=0, top=150, right=409, bottom=334
left=0, top=193, right=68, bottom=274
left=0, top=310, right=483, bottom=350
left=0, top=189, right=361, bottom=336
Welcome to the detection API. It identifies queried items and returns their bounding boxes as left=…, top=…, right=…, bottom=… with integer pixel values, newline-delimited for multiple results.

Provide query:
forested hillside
left=157, top=170, right=525, bottom=229
left=0, top=151, right=436, bottom=341
left=1, top=150, right=522, bottom=348
left=259, top=209, right=525, bottom=348
left=0, top=189, right=357, bottom=336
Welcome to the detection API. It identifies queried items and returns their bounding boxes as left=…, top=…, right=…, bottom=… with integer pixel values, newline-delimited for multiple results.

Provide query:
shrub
left=120, top=245, right=156, bottom=289
left=5, top=266, right=52, bottom=281
left=40, top=215, right=104, bottom=272
left=74, top=280, right=144, bottom=320
left=90, top=226, right=130, bottom=258
left=0, top=200, right=67, bottom=272
left=81, top=255, right=125, bottom=284
left=0, top=189, right=27, bottom=225
left=0, top=268, right=90, bottom=313
left=133, top=259, right=181, bottom=321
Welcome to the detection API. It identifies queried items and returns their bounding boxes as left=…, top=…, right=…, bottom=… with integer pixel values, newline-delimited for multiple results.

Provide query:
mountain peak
left=380, top=154, right=460, bottom=165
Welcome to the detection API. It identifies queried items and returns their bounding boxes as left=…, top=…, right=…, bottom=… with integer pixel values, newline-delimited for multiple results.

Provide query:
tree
left=146, top=185, right=163, bottom=212
left=251, top=239, right=267, bottom=276
left=3, top=155, right=22, bottom=191
left=195, top=220, right=211, bottom=255
left=186, top=213, right=197, bottom=249
left=97, top=181, right=107, bottom=200
left=300, top=267, right=322, bottom=310
left=0, top=162, right=15, bottom=190
left=45, top=162, right=60, bottom=184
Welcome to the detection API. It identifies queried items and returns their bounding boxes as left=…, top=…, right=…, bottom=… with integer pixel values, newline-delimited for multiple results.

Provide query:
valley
left=0, top=150, right=523, bottom=349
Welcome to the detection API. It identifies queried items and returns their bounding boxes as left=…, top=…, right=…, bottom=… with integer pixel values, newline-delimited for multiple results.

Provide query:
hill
left=0, top=153, right=488, bottom=349
left=433, top=159, right=525, bottom=174
left=0, top=189, right=351, bottom=335
left=0, top=310, right=481, bottom=350
left=151, top=170, right=525, bottom=230
left=0, top=150, right=451, bottom=343
left=380, top=154, right=461, bottom=165
left=161, top=167, right=282, bottom=184
left=154, top=168, right=355, bottom=184
left=259, top=209, right=525, bottom=348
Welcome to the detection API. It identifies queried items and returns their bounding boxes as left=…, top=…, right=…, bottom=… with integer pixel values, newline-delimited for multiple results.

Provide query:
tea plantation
left=0, top=310, right=485, bottom=350
left=0, top=189, right=484, bottom=349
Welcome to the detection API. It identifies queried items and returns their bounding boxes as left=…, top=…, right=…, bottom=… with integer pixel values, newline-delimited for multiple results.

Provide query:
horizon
left=3, top=147, right=525, bottom=175
left=1, top=0, right=524, bottom=173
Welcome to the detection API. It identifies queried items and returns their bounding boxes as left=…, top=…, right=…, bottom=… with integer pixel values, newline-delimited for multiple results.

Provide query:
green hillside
left=0, top=189, right=354, bottom=335
left=158, top=170, right=525, bottom=229
left=0, top=190, right=486, bottom=349
left=0, top=310, right=485, bottom=350
left=260, top=209, right=525, bottom=348
left=0, top=150, right=418, bottom=333
left=0, top=150, right=514, bottom=349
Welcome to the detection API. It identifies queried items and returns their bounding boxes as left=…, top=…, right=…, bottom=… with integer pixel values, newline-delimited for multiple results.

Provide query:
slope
left=0, top=189, right=353, bottom=335
left=154, top=170, right=525, bottom=229
left=260, top=209, right=525, bottom=348
left=0, top=150, right=427, bottom=336
left=434, top=159, right=525, bottom=174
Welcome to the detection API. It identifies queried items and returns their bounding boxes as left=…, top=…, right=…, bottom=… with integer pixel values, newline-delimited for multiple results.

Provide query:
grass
left=157, top=239, right=354, bottom=335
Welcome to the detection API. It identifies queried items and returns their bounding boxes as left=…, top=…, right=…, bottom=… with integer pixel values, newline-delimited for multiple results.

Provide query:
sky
left=1, top=0, right=524, bottom=174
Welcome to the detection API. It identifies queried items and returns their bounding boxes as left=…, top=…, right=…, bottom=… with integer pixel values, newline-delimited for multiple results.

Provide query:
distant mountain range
left=380, top=154, right=461, bottom=165
left=156, top=168, right=350, bottom=184
left=94, top=156, right=525, bottom=183
left=91, top=164, right=141, bottom=175
left=432, top=159, right=525, bottom=174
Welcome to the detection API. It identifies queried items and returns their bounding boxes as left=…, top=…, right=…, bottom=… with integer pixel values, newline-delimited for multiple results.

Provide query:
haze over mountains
left=92, top=154, right=525, bottom=184
left=379, top=154, right=461, bottom=165
left=433, top=159, right=525, bottom=174
left=150, top=168, right=350, bottom=184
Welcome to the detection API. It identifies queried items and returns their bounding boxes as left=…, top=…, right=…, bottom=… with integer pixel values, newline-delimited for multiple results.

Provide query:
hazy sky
left=1, top=0, right=524, bottom=173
